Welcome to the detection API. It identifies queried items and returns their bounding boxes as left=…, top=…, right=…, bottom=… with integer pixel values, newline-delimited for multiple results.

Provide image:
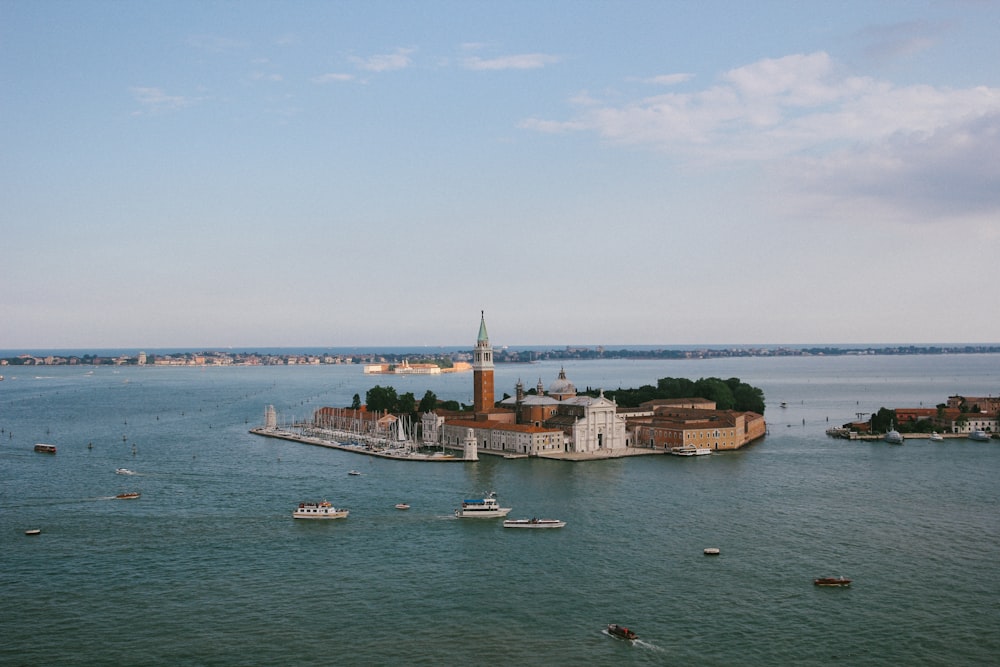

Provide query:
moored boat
left=33, top=444, right=57, bottom=454
left=929, top=432, right=944, bottom=442
left=814, top=576, right=851, bottom=587
left=503, top=518, right=565, bottom=529
left=115, top=491, right=141, bottom=500
left=670, top=446, right=712, bottom=456
left=884, top=429, right=904, bottom=445
left=455, top=491, right=511, bottom=518
left=293, top=501, right=349, bottom=519
left=968, top=430, right=990, bottom=442
left=607, top=623, right=637, bottom=640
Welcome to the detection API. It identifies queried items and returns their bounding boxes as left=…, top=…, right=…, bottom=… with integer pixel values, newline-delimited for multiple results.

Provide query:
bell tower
left=472, top=311, right=494, bottom=413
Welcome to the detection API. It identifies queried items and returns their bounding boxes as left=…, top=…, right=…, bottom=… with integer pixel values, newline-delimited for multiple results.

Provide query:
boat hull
left=503, top=519, right=565, bottom=529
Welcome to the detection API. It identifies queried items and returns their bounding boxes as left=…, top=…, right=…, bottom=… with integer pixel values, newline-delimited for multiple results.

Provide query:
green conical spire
left=478, top=310, right=489, bottom=343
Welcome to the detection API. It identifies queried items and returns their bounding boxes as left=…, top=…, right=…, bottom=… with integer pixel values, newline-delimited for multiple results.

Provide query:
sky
left=3, top=1, right=999, bottom=349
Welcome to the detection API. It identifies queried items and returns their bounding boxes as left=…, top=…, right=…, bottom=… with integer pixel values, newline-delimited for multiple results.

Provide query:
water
left=2, top=356, right=999, bottom=666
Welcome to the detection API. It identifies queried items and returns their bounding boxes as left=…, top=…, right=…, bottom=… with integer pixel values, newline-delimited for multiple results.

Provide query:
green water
left=2, top=357, right=998, bottom=665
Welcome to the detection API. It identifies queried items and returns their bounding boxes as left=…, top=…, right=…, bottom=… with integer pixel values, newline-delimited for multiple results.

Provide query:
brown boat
left=115, top=492, right=141, bottom=500
left=814, top=576, right=851, bottom=587
left=34, top=444, right=57, bottom=454
left=607, top=623, right=637, bottom=640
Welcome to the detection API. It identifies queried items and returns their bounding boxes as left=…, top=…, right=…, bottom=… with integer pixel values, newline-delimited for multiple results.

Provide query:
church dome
left=548, top=368, right=576, bottom=397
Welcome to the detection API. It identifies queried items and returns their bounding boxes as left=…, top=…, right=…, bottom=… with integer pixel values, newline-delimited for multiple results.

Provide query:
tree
left=351, top=394, right=361, bottom=410
left=398, top=392, right=416, bottom=415
left=418, top=390, right=438, bottom=413
left=366, top=385, right=399, bottom=413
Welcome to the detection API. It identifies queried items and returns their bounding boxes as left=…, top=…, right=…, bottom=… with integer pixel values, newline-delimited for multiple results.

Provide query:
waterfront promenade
left=250, top=426, right=663, bottom=462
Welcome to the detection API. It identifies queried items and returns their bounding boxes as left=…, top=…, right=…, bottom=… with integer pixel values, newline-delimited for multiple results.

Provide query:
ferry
left=670, top=446, right=712, bottom=456
left=115, top=492, right=141, bottom=500
left=293, top=501, right=348, bottom=520
left=607, top=623, right=637, bottom=641
left=33, top=444, right=57, bottom=454
left=814, top=576, right=851, bottom=587
left=455, top=491, right=511, bottom=518
left=503, top=518, right=565, bottom=529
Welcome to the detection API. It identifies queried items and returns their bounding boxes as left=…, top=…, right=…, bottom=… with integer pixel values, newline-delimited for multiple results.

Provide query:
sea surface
left=2, top=355, right=998, bottom=666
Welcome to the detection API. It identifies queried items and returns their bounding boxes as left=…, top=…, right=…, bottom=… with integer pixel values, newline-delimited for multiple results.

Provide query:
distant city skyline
left=3, top=2, right=999, bottom=348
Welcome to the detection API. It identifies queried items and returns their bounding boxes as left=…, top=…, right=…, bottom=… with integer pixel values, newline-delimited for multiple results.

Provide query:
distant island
left=2, top=344, right=1000, bottom=367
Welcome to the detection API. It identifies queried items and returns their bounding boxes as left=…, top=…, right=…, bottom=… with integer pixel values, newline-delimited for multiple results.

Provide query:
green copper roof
left=478, top=311, right=489, bottom=343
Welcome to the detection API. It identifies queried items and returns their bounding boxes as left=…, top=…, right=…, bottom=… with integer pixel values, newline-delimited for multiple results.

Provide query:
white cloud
left=523, top=51, right=1000, bottom=225
left=312, top=73, right=355, bottom=84
left=642, top=73, right=694, bottom=86
left=462, top=53, right=561, bottom=71
left=351, top=48, right=415, bottom=72
left=130, top=87, right=195, bottom=114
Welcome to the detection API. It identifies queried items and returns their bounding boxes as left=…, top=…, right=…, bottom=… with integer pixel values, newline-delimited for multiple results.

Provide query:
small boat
left=115, top=468, right=136, bottom=475
left=968, top=430, right=990, bottom=442
left=293, top=501, right=348, bottom=520
left=33, top=444, right=57, bottom=454
left=348, top=470, right=362, bottom=476
left=607, top=623, right=637, bottom=641
left=455, top=491, right=512, bottom=518
left=929, top=432, right=944, bottom=442
left=503, top=518, right=565, bottom=529
left=704, top=547, right=720, bottom=555
left=884, top=429, right=904, bottom=445
left=394, top=503, right=411, bottom=510
left=24, top=528, right=41, bottom=536
left=670, top=446, right=712, bottom=456
left=814, top=576, right=851, bottom=587
left=115, top=491, right=141, bottom=500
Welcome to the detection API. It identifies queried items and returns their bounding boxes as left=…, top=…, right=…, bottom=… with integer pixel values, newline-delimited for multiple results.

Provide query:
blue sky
left=3, top=1, right=999, bottom=349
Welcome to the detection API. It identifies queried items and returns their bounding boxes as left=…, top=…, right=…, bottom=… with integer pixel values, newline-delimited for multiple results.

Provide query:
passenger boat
left=33, top=444, right=57, bottom=454
left=929, top=432, right=944, bottom=442
left=503, top=518, right=565, bottom=529
left=670, top=446, right=712, bottom=456
left=968, top=430, right=990, bottom=442
left=607, top=623, right=637, bottom=640
left=814, top=576, right=851, bottom=587
left=115, top=491, right=141, bottom=500
left=394, top=503, right=410, bottom=510
left=455, top=491, right=511, bottom=518
left=293, top=501, right=348, bottom=520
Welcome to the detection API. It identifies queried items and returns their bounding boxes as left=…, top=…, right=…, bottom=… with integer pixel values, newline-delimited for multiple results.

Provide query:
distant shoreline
left=3, top=344, right=1000, bottom=368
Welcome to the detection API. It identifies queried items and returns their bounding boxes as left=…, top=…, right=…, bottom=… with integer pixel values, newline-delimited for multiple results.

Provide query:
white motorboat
left=394, top=503, right=410, bottom=510
left=670, top=446, right=712, bottom=456
left=293, top=501, right=349, bottom=520
left=929, top=432, right=944, bottom=442
left=115, top=468, right=136, bottom=475
left=348, top=470, right=362, bottom=476
left=455, top=491, right=511, bottom=518
left=503, top=518, right=565, bottom=529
